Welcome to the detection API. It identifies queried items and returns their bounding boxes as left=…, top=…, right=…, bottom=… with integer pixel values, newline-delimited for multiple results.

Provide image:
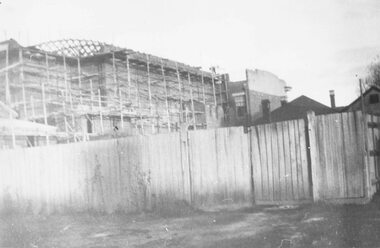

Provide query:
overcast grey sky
left=1, top=0, right=380, bottom=106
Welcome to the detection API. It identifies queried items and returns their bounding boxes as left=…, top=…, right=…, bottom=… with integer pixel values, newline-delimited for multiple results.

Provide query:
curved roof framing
left=31, top=39, right=122, bottom=57
left=27, top=38, right=214, bottom=78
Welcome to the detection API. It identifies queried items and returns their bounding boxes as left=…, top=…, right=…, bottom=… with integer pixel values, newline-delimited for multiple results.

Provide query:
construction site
left=0, top=39, right=229, bottom=147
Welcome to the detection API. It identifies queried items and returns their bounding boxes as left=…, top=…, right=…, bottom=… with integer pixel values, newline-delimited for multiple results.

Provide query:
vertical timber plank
left=264, top=124, right=273, bottom=201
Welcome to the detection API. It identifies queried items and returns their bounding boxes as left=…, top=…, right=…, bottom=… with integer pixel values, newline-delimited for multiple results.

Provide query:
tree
left=366, top=54, right=380, bottom=87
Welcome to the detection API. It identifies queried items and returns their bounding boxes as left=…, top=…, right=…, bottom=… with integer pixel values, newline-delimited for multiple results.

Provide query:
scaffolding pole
left=224, top=77, right=229, bottom=102
left=175, top=62, right=183, bottom=124
left=126, top=54, right=131, bottom=100
left=90, top=79, right=94, bottom=111
left=19, top=49, right=27, bottom=119
left=98, top=88, right=104, bottom=133
left=5, top=45, right=10, bottom=104
left=137, top=75, right=144, bottom=134
left=41, top=82, right=49, bottom=145
left=112, top=52, right=123, bottom=129
left=31, top=96, right=35, bottom=120
left=42, top=84, right=47, bottom=125
left=45, top=52, right=50, bottom=86
left=146, top=54, right=154, bottom=133
left=160, top=59, right=171, bottom=132
left=63, top=56, right=69, bottom=101
left=43, top=52, right=50, bottom=145
left=77, top=57, right=83, bottom=104
left=201, top=71, right=206, bottom=106
left=188, top=72, right=196, bottom=130
left=219, top=83, right=222, bottom=105
left=201, top=72, right=206, bottom=128
left=211, top=74, right=217, bottom=106
left=62, top=100, right=68, bottom=133
left=119, top=89, right=124, bottom=129
left=68, top=62, right=75, bottom=129
left=112, top=52, right=119, bottom=95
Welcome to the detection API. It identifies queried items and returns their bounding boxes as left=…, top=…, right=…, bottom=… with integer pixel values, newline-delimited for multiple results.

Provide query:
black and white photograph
left=1, top=0, right=380, bottom=247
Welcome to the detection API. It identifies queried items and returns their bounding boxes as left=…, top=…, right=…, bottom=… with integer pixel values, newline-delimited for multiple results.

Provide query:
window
left=369, top=94, right=379, bottom=104
left=87, top=118, right=93, bottom=133
left=234, top=95, right=247, bottom=117
left=261, top=99, right=271, bottom=122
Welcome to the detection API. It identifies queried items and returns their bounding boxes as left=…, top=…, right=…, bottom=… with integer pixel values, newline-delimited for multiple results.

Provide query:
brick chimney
left=329, top=90, right=336, bottom=108
left=280, top=96, right=287, bottom=107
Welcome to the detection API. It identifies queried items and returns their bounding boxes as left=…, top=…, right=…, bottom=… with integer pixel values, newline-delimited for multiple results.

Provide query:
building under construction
left=0, top=39, right=229, bottom=144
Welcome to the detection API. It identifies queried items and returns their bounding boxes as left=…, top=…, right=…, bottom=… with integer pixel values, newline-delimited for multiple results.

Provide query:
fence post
left=179, top=130, right=192, bottom=204
left=248, top=126, right=255, bottom=205
left=359, top=111, right=371, bottom=201
left=307, top=111, right=320, bottom=202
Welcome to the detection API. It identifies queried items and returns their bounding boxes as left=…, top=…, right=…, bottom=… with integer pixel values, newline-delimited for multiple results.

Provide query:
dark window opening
left=222, top=103, right=228, bottom=113
left=87, top=118, right=93, bottom=133
left=237, top=106, right=247, bottom=117
left=369, top=94, right=379, bottom=104
left=234, top=95, right=247, bottom=117
left=261, top=99, right=271, bottom=122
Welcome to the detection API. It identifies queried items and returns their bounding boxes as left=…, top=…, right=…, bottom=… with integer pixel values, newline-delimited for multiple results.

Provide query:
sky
left=1, top=0, right=380, bottom=106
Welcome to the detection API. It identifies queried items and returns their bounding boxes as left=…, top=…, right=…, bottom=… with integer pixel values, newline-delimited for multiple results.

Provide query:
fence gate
left=310, top=111, right=372, bottom=204
left=250, top=119, right=312, bottom=205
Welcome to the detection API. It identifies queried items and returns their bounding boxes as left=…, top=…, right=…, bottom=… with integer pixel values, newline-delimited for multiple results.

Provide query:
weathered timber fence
left=188, top=128, right=251, bottom=206
left=250, top=119, right=312, bottom=204
left=307, top=111, right=370, bottom=204
left=0, top=127, right=251, bottom=214
left=1, top=111, right=379, bottom=214
left=250, top=111, right=378, bottom=205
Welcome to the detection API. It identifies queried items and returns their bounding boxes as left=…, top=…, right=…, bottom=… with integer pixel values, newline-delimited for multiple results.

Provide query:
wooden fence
left=1, top=111, right=379, bottom=214
left=0, top=127, right=251, bottom=214
left=188, top=128, right=251, bottom=206
left=250, top=111, right=377, bottom=205
left=250, top=119, right=311, bottom=204
left=308, top=111, right=369, bottom=204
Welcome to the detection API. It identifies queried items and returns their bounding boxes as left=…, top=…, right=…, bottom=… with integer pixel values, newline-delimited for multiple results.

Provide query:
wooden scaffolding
left=0, top=39, right=229, bottom=142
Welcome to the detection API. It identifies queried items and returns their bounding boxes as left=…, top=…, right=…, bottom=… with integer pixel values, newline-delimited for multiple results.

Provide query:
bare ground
left=2, top=197, right=380, bottom=248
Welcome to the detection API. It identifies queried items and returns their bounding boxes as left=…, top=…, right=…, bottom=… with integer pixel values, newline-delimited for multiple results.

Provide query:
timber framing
left=0, top=39, right=229, bottom=141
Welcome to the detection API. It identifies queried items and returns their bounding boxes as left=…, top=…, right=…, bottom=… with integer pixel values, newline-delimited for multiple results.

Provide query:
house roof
left=0, top=39, right=22, bottom=50
left=254, top=95, right=338, bottom=124
left=343, top=85, right=380, bottom=111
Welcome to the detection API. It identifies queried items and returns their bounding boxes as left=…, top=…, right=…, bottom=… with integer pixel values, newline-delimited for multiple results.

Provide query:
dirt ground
left=2, top=197, right=380, bottom=248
